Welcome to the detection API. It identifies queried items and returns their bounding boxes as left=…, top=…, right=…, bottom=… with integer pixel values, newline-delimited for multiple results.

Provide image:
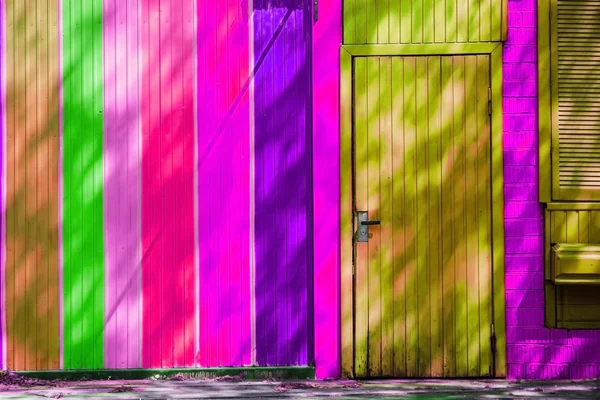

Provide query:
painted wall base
left=15, top=367, right=315, bottom=381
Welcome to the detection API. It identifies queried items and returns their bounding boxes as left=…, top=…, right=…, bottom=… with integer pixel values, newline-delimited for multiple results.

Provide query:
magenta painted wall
left=503, top=0, right=600, bottom=380
left=312, top=0, right=341, bottom=380
left=311, top=0, right=600, bottom=380
left=196, top=0, right=252, bottom=367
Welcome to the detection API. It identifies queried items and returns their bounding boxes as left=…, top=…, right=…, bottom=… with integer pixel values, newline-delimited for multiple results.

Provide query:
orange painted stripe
left=4, top=0, right=60, bottom=370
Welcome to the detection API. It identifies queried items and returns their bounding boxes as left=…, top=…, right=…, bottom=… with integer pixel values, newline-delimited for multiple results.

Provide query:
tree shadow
left=4, top=0, right=60, bottom=371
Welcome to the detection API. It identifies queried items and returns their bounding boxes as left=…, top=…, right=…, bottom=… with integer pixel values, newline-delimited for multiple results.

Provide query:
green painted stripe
left=17, top=367, right=316, bottom=381
left=62, top=0, right=105, bottom=369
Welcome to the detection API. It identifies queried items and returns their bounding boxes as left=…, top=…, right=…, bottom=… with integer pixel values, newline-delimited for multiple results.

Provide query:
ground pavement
left=0, top=376, right=599, bottom=399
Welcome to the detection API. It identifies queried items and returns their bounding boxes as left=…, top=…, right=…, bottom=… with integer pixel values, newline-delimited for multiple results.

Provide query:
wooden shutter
left=551, top=0, right=600, bottom=200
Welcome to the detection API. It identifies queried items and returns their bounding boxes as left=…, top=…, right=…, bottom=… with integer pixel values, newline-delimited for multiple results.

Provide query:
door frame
left=339, top=43, right=506, bottom=378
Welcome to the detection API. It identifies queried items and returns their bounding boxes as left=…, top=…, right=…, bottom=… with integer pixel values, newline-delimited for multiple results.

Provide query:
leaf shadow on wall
left=252, top=0, right=314, bottom=367
left=4, top=0, right=60, bottom=371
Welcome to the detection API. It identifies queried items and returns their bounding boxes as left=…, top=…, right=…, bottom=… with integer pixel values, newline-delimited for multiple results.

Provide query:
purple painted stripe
left=197, top=0, right=252, bottom=367
left=103, top=0, right=142, bottom=369
left=253, top=0, right=312, bottom=366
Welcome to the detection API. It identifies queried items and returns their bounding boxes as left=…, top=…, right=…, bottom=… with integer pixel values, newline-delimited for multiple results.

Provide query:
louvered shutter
left=551, top=0, right=600, bottom=200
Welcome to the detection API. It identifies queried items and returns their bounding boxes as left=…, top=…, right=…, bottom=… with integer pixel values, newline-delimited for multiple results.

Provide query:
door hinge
left=487, top=87, right=492, bottom=116
left=490, top=323, right=497, bottom=354
left=490, top=322, right=497, bottom=376
left=314, top=0, right=318, bottom=21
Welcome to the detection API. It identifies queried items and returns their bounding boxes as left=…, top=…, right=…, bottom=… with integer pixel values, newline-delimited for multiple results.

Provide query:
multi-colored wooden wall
left=0, top=0, right=313, bottom=371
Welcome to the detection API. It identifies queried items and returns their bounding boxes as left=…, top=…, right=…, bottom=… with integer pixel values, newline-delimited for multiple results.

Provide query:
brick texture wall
left=503, top=0, right=600, bottom=379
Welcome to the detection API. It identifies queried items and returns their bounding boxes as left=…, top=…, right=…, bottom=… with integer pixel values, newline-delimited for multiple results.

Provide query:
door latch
left=356, top=211, right=380, bottom=242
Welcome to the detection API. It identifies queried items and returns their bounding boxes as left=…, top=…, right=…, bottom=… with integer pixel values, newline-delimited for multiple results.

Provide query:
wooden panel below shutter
left=554, top=0, right=600, bottom=200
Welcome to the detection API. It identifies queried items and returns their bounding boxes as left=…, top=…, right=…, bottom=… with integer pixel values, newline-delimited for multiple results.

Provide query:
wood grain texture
left=103, top=0, right=142, bottom=369
left=141, top=0, right=196, bottom=368
left=352, top=55, right=494, bottom=378
left=5, top=0, right=60, bottom=371
left=253, top=0, right=313, bottom=366
left=343, top=0, right=507, bottom=45
left=62, top=0, right=105, bottom=370
left=548, top=208, right=600, bottom=329
left=196, top=0, right=251, bottom=367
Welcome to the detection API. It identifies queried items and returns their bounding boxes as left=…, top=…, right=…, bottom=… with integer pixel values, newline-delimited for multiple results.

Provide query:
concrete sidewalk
left=0, top=379, right=599, bottom=399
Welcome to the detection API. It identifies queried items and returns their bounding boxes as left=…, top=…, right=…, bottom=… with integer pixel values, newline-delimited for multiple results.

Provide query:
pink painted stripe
left=103, top=0, right=142, bottom=369
left=141, top=0, right=195, bottom=368
left=196, top=0, right=252, bottom=367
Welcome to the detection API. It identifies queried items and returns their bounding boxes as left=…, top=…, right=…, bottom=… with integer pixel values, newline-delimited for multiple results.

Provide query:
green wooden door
left=352, top=55, right=495, bottom=378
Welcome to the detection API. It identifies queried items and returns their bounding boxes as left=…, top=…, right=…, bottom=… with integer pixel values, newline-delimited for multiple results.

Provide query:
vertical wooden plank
left=566, top=211, right=579, bottom=243
left=48, top=0, right=61, bottom=371
left=415, top=56, right=430, bottom=377
left=476, top=54, right=492, bottom=376
left=464, top=55, right=479, bottom=376
left=342, top=0, right=354, bottom=44
left=552, top=211, right=567, bottom=243
left=457, top=1, right=468, bottom=42
left=440, top=56, right=456, bottom=377
left=453, top=55, right=468, bottom=377
left=340, top=47, right=354, bottom=377
left=102, top=0, right=117, bottom=369
left=366, top=56, right=382, bottom=377
left=25, top=0, right=37, bottom=371
left=400, top=0, right=411, bottom=43
left=412, top=0, right=423, bottom=43
left=445, top=0, right=457, bottom=42
left=579, top=212, right=589, bottom=243
left=590, top=211, right=600, bottom=242
left=491, top=0, right=501, bottom=42
left=403, top=57, right=418, bottom=377
left=377, top=0, right=389, bottom=44
left=434, top=0, right=446, bottom=43
left=468, top=0, right=480, bottom=42
left=35, top=0, right=47, bottom=370
left=389, top=0, right=400, bottom=43
left=365, top=0, right=377, bottom=44
left=273, top=4, right=286, bottom=366
left=5, top=0, right=60, bottom=371
left=427, top=56, right=443, bottom=377
left=480, top=0, right=492, bottom=42
left=353, top=57, right=369, bottom=377
left=355, top=0, right=367, bottom=43
left=391, top=57, right=406, bottom=377
left=423, top=0, right=434, bottom=42
left=379, top=57, right=393, bottom=376
left=141, top=0, right=159, bottom=368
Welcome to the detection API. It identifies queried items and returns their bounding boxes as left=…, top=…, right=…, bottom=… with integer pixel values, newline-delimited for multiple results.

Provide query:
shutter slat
left=556, top=0, right=600, bottom=199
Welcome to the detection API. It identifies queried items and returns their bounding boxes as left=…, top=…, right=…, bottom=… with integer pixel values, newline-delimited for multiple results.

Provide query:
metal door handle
left=356, top=211, right=379, bottom=242
left=360, top=220, right=380, bottom=226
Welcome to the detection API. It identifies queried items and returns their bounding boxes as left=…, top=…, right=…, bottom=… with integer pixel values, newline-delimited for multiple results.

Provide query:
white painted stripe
left=248, top=0, right=257, bottom=367
left=192, top=0, right=200, bottom=366
left=1, top=0, right=8, bottom=371
left=136, top=0, right=143, bottom=367
left=57, top=0, right=65, bottom=370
